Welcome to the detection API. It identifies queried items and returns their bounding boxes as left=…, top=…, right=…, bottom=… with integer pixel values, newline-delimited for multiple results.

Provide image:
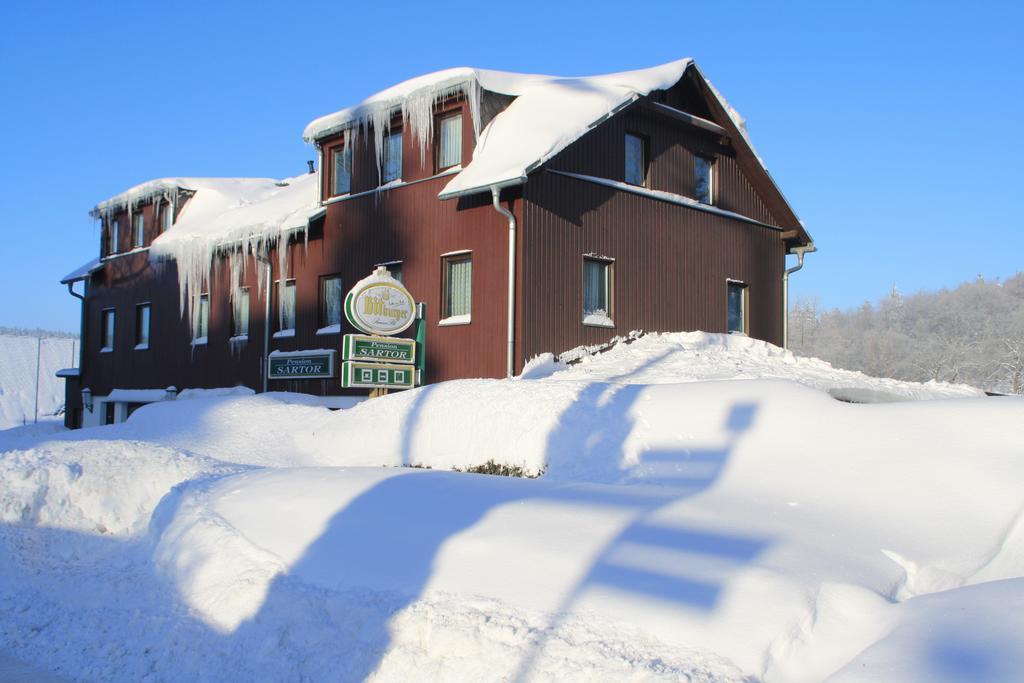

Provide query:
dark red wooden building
left=60, top=58, right=813, bottom=428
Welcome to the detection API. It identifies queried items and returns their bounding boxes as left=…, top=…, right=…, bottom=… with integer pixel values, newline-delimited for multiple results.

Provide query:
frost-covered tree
left=790, top=272, right=1024, bottom=394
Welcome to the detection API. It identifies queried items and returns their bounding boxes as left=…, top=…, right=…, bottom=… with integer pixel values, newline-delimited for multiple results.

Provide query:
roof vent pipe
left=491, top=186, right=517, bottom=378
left=783, top=243, right=816, bottom=351
left=307, top=160, right=315, bottom=174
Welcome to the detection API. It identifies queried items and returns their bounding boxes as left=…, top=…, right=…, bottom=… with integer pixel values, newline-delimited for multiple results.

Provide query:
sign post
left=341, top=267, right=423, bottom=394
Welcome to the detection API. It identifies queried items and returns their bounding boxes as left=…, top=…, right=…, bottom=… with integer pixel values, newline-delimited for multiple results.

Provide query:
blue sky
left=1, top=0, right=1021, bottom=332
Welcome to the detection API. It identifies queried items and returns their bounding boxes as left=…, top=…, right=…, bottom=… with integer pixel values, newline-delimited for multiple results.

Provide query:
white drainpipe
left=491, top=186, right=517, bottom=378
left=783, top=243, right=816, bottom=350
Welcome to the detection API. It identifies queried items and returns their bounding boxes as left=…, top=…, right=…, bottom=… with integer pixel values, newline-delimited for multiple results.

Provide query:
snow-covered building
left=59, top=58, right=813, bottom=427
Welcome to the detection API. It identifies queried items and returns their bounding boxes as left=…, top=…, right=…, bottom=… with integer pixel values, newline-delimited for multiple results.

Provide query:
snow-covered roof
left=61, top=257, right=102, bottom=284
left=303, top=60, right=695, bottom=199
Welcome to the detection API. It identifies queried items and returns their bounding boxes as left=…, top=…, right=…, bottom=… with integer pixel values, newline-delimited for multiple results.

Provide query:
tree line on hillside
left=0, top=326, right=79, bottom=339
left=788, top=273, right=1024, bottom=394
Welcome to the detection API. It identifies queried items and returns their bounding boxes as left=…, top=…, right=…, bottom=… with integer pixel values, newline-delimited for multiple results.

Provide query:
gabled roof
left=303, top=59, right=809, bottom=243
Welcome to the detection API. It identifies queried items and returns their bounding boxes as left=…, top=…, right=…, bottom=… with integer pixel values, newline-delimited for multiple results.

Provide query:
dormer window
left=624, top=133, right=647, bottom=186
left=437, top=113, right=462, bottom=170
left=332, top=146, right=352, bottom=196
left=106, top=218, right=119, bottom=256
left=382, top=130, right=402, bottom=183
left=132, top=213, right=145, bottom=249
left=695, top=155, right=715, bottom=205
left=160, top=203, right=173, bottom=233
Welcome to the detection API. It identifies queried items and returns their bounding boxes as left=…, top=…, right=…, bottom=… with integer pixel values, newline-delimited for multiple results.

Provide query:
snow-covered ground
left=0, top=334, right=77, bottom=430
left=0, top=332, right=1020, bottom=682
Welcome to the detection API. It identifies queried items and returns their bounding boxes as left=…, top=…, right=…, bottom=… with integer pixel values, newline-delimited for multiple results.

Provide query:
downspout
left=491, top=186, right=517, bottom=378
left=783, top=243, right=816, bottom=350
left=256, top=254, right=273, bottom=393
left=67, top=281, right=86, bottom=368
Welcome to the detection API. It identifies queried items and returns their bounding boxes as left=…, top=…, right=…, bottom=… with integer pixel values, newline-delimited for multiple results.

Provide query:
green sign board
left=268, top=350, right=336, bottom=380
left=342, top=334, right=416, bottom=365
left=341, top=361, right=416, bottom=389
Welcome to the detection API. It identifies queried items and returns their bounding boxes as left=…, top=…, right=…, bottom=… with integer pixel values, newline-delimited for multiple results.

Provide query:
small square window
left=625, top=133, right=647, bottom=186
left=383, top=131, right=402, bottom=183
left=232, top=288, right=250, bottom=337
left=583, top=257, right=614, bottom=327
left=332, top=146, right=351, bottom=196
left=441, top=254, right=472, bottom=322
left=194, top=294, right=210, bottom=341
left=132, top=213, right=145, bottom=248
left=320, top=275, right=343, bottom=329
left=101, top=308, right=115, bottom=351
left=135, top=303, right=150, bottom=348
left=695, top=155, right=715, bottom=205
left=437, top=113, right=462, bottom=170
left=727, top=281, right=748, bottom=334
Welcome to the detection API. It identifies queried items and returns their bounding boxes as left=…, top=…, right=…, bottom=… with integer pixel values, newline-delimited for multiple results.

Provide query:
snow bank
left=0, top=335, right=77, bottom=431
left=1, top=335, right=1021, bottom=681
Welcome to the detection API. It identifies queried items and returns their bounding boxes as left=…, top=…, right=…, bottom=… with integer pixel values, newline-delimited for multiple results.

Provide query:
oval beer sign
left=344, top=266, right=416, bottom=336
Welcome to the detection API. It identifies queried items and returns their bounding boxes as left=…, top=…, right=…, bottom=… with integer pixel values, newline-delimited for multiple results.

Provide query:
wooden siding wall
left=522, top=172, right=785, bottom=358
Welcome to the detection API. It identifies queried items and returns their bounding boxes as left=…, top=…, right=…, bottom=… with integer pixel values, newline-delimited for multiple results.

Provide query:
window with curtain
left=583, top=257, right=613, bottom=325
left=160, top=204, right=172, bottom=233
left=277, top=280, right=296, bottom=332
left=624, top=133, right=646, bottom=186
left=195, top=294, right=210, bottom=340
left=132, top=213, right=144, bottom=248
left=332, top=146, right=351, bottom=195
left=135, top=303, right=150, bottom=348
left=695, top=155, right=715, bottom=204
left=107, top=219, right=119, bottom=255
left=101, top=308, right=115, bottom=351
left=727, top=282, right=747, bottom=334
left=437, top=114, right=462, bottom=170
left=442, top=255, right=472, bottom=320
left=383, top=131, right=402, bottom=183
left=320, top=275, right=343, bottom=328
left=232, top=288, right=250, bottom=337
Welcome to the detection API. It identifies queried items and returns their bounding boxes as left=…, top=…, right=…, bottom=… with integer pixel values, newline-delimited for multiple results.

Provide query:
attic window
left=695, top=155, right=715, bottom=205
left=106, top=219, right=119, bottom=256
left=624, top=133, right=647, bottom=186
left=382, top=130, right=402, bottom=184
left=132, top=213, right=145, bottom=248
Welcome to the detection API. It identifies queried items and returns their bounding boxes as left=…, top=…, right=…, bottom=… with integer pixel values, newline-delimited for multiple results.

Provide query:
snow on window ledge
left=100, top=347, right=113, bottom=353
left=438, top=314, right=471, bottom=326
left=134, top=343, right=149, bottom=351
left=191, top=337, right=208, bottom=346
left=229, top=335, right=249, bottom=344
left=583, top=312, right=615, bottom=328
left=316, top=324, right=341, bottom=335
left=272, top=329, right=296, bottom=339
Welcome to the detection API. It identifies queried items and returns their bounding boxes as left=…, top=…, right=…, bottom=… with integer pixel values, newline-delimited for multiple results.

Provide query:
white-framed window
left=319, top=275, right=343, bottom=330
left=727, top=281, right=748, bottom=334
left=135, top=303, right=150, bottom=349
left=441, top=253, right=472, bottom=324
left=437, top=113, right=462, bottom=170
left=624, top=133, right=647, bottom=186
left=132, top=213, right=145, bottom=248
left=106, top=218, right=119, bottom=256
left=194, top=294, right=210, bottom=342
left=695, top=155, right=715, bottom=205
left=101, top=308, right=115, bottom=351
left=583, top=256, right=614, bottom=327
left=382, top=130, right=402, bottom=183
left=274, top=279, right=296, bottom=336
left=160, top=203, right=173, bottom=233
left=231, top=287, right=250, bottom=338
left=332, top=146, right=352, bottom=196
